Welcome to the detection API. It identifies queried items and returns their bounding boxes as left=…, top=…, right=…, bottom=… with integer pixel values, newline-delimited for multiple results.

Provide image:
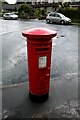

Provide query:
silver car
left=46, top=12, right=71, bottom=24
left=3, top=13, right=18, bottom=20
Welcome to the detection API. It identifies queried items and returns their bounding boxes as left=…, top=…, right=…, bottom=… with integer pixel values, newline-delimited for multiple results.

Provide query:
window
left=5, top=14, right=9, bottom=16
left=54, top=14, right=60, bottom=17
left=49, top=14, right=55, bottom=17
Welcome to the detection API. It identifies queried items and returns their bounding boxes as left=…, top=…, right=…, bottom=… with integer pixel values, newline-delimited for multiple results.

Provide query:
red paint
left=22, top=28, right=57, bottom=96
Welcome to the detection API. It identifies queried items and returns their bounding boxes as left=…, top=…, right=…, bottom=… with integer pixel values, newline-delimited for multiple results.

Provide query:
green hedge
left=0, top=12, right=2, bottom=17
left=59, top=7, right=80, bottom=23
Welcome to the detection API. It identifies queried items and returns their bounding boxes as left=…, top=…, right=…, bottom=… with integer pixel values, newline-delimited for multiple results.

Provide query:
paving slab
left=2, top=75, right=79, bottom=119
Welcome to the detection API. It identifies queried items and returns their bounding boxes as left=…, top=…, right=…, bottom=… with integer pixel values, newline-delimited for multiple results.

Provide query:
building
left=3, top=0, right=80, bottom=3
left=16, top=0, right=80, bottom=3
left=71, top=0, right=80, bottom=2
left=1, top=0, right=59, bottom=12
left=1, top=0, right=80, bottom=12
left=70, top=2, right=80, bottom=8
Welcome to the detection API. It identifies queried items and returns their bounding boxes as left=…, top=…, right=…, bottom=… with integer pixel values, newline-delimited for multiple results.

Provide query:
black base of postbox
left=29, top=92, right=49, bottom=103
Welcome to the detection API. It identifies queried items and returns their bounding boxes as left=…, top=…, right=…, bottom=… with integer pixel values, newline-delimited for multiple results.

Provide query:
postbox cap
left=22, top=27, right=57, bottom=39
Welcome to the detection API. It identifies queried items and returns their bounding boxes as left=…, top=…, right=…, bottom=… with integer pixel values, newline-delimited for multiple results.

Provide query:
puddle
left=60, top=35, right=65, bottom=37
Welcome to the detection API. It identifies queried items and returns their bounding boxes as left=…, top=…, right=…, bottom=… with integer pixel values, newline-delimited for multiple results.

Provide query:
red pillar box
left=22, top=28, right=57, bottom=102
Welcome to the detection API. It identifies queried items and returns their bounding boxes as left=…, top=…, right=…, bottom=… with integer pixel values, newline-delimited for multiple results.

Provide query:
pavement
left=1, top=18, right=80, bottom=119
left=2, top=74, right=80, bottom=119
left=1, top=74, right=80, bottom=119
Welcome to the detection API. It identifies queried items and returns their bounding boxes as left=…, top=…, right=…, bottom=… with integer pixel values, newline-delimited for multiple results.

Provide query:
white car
left=46, top=12, right=71, bottom=24
left=3, top=13, right=18, bottom=20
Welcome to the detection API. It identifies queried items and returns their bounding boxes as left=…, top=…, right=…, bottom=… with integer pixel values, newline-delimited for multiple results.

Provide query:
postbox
left=22, top=28, right=57, bottom=102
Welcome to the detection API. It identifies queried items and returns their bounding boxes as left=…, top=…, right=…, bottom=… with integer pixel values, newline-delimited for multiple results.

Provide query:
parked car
left=46, top=12, right=71, bottom=24
left=3, top=13, right=18, bottom=20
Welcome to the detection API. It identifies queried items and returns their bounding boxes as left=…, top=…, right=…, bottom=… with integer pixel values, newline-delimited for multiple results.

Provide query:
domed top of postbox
left=22, top=28, right=57, bottom=39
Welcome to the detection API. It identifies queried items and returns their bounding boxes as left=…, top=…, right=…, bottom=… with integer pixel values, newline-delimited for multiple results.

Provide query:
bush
left=34, top=8, right=42, bottom=19
left=59, top=7, right=80, bottom=23
left=18, top=13, right=29, bottom=19
left=18, top=4, right=35, bottom=19
left=18, top=4, right=46, bottom=20
left=34, top=8, right=46, bottom=19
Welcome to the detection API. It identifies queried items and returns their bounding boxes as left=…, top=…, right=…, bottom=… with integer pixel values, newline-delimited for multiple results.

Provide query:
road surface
left=0, top=18, right=79, bottom=119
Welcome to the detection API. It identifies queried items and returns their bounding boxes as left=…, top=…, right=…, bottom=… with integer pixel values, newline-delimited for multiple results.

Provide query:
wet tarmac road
left=1, top=18, right=79, bottom=119
left=1, top=18, right=78, bottom=85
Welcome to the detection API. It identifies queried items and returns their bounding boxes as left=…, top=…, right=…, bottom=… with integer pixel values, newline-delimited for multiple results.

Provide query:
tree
left=18, top=4, right=31, bottom=14
left=34, top=8, right=42, bottom=19
left=18, top=4, right=35, bottom=19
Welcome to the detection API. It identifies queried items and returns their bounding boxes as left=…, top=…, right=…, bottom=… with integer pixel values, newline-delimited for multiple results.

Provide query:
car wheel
left=10, top=17, right=13, bottom=20
left=46, top=19, right=50, bottom=23
left=3, top=17, right=6, bottom=20
left=60, top=20, right=65, bottom=25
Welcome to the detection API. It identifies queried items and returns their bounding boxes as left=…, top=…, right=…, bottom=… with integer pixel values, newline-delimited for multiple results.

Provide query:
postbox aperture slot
left=36, top=48, right=49, bottom=51
left=38, top=56, right=47, bottom=69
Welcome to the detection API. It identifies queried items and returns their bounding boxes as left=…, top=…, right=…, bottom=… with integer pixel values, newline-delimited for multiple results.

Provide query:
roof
left=1, top=2, right=59, bottom=10
left=70, top=2, right=80, bottom=7
left=31, top=3, right=59, bottom=8
left=2, top=4, right=20, bottom=10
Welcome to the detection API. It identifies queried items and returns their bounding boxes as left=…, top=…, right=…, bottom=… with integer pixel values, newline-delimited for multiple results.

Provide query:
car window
left=5, top=14, right=10, bottom=16
left=49, top=14, right=55, bottom=17
left=54, top=14, right=60, bottom=17
left=10, top=13, right=15, bottom=15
